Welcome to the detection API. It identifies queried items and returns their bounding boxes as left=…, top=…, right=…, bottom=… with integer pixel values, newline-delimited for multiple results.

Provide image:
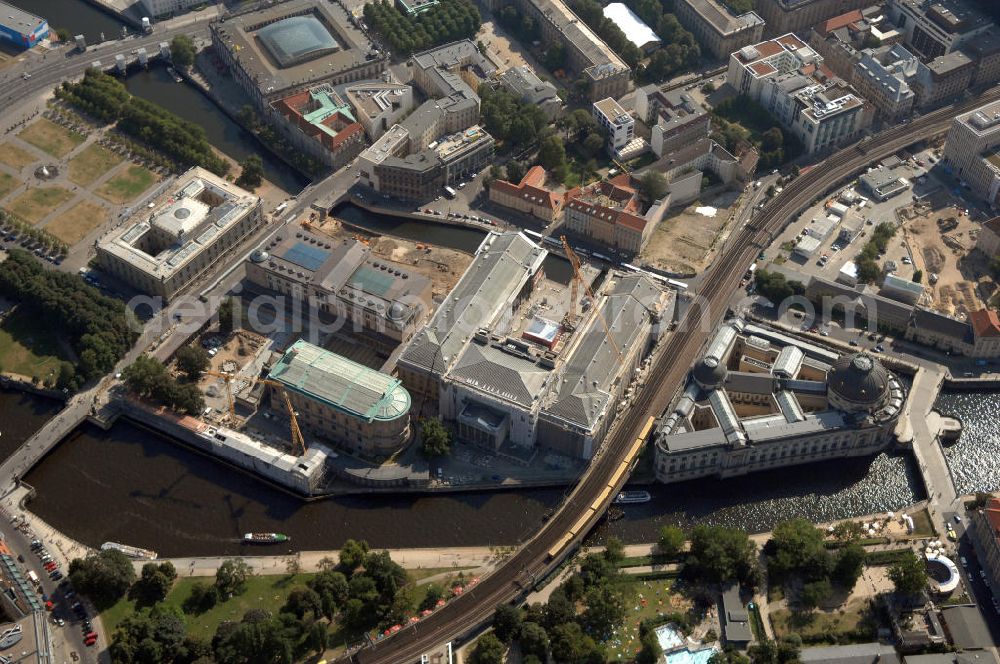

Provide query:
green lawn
left=17, top=118, right=85, bottom=158
left=96, top=165, right=157, bottom=204
left=770, top=597, right=874, bottom=644
left=607, top=574, right=691, bottom=661
left=68, top=144, right=123, bottom=187
left=0, top=172, right=18, bottom=200
left=0, top=307, right=67, bottom=379
left=4, top=186, right=74, bottom=224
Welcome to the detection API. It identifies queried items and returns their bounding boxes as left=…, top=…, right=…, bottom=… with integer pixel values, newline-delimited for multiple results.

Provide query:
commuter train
left=545, top=416, right=656, bottom=561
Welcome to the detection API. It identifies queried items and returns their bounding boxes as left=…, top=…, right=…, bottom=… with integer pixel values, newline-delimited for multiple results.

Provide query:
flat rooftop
left=531, top=0, right=627, bottom=71
left=683, top=0, right=764, bottom=35
left=0, top=0, right=46, bottom=34
left=345, top=82, right=411, bottom=120
left=268, top=340, right=410, bottom=421
left=212, top=0, right=376, bottom=97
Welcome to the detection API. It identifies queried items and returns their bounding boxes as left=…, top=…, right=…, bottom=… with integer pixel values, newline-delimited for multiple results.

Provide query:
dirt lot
left=315, top=217, right=472, bottom=300
left=640, top=190, right=743, bottom=275
left=898, top=200, right=995, bottom=317
left=476, top=20, right=529, bottom=74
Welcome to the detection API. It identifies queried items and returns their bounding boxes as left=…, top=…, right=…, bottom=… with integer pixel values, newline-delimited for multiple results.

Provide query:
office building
left=488, top=166, right=565, bottom=224
left=674, top=0, right=765, bottom=60
left=654, top=319, right=906, bottom=484
left=942, top=101, right=1000, bottom=206
left=0, top=1, right=47, bottom=48
left=344, top=81, right=414, bottom=140
left=593, top=97, right=638, bottom=158
left=887, top=0, right=993, bottom=59
left=410, top=40, right=494, bottom=110
left=479, top=0, right=631, bottom=101
left=397, top=232, right=673, bottom=460
left=244, top=227, right=433, bottom=347
left=270, top=84, right=366, bottom=170
left=791, top=81, right=870, bottom=154
left=96, top=168, right=262, bottom=301
left=603, top=3, right=661, bottom=52
left=211, top=0, right=386, bottom=111
left=756, top=0, right=874, bottom=38
left=635, top=85, right=711, bottom=158
left=809, top=6, right=903, bottom=82
left=853, top=45, right=918, bottom=120
left=499, top=66, right=563, bottom=121
left=859, top=165, right=910, bottom=200
left=267, top=340, right=412, bottom=456
left=139, top=0, right=204, bottom=17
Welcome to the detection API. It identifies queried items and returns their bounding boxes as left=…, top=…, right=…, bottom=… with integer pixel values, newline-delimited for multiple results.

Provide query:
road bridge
left=343, top=86, right=1000, bottom=664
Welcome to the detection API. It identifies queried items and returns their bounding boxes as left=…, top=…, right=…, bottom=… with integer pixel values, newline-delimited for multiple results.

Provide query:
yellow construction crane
left=204, top=370, right=307, bottom=456
left=560, top=236, right=625, bottom=367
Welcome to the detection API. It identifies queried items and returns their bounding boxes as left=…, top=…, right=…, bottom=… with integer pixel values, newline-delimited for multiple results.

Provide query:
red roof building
left=272, top=86, right=366, bottom=170
left=488, top=166, right=564, bottom=223
left=562, top=179, right=653, bottom=253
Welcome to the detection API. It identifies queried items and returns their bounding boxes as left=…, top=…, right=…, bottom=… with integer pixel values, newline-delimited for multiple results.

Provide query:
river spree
left=6, top=0, right=127, bottom=43
left=935, top=389, right=1000, bottom=496
left=0, top=389, right=62, bottom=461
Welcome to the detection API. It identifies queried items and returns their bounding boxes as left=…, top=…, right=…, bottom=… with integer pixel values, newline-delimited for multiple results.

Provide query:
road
left=0, top=10, right=218, bottom=111
left=342, top=85, right=1000, bottom=663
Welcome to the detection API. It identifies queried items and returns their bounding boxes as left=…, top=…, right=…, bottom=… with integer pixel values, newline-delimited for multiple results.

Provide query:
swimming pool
left=654, top=624, right=718, bottom=664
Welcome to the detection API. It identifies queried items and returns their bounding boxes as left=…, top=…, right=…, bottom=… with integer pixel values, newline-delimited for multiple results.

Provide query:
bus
left=443, top=186, right=457, bottom=199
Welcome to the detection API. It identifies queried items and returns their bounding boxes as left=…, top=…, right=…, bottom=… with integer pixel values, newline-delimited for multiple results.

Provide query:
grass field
left=3, top=186, right=74, bottom=224
left=45, top=200, right=108, bottom=245
left=17, top=118, right=85, bottom=158
left=68, top=144, right=123, bottom=187
left=0, top=143, right=38, bottom=170
left=770, top=597, right=873, bottom=644
left=607, top=574, right=692, bottom=661
left=0, top=172, right=18, bottom=200
left=97, top=165, right=157, bottom=204
left=0, top=307, right=66, bottom=379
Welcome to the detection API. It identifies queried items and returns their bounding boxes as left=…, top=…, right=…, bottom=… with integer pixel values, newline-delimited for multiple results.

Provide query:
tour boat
left=166, top=66, right=182, bottom=83
left=613, top=490, right=651, bottom=505
left=101, top=542, right=158, bottom=560
left=243, top=532, right=290, bottom=544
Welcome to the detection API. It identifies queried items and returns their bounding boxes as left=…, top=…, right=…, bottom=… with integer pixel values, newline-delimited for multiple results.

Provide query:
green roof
left=268, top=340, right=410, bottom=421
left=302, top=88, right=356, bottom=139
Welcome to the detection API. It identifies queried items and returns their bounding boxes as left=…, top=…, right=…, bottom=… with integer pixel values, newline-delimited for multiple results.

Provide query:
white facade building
left=593, top=97, right=636, bottom=157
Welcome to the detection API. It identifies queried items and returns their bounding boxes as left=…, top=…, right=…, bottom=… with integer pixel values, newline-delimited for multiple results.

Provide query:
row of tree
left=121, top=355, right=205, bottom=415
left=363, top=0, right=481, bottom=55
left=626, top=0, right=701, bottom=83
left=755, top=269, right=806, bottom=304
left=55, top=69, right=229, bottom=176
left=0, top=249, right=138, bottom=389
left=0, top=209, right=68, bottom=257
left=854, top=222, right=898, bottom=284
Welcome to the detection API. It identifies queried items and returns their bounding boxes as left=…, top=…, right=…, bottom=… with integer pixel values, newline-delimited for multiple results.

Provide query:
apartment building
left=887, top=0, right=993, bottom=59
left=634, top=85, right=711, bottom=158
left=756, top=0, right=874, bottom=37
left=809, top=6, right=903, bottom=81
left=673, top=0, right=765, bottom=60
left=853, top=45, right=918, bottom=120
left=791, top=81, right=870, bottom=153
left=343, top=81, right=414, bottom=140
left=563, top=178, right=660, bottom=253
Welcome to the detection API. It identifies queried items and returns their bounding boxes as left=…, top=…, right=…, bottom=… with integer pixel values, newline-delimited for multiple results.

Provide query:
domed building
left=654, top=319, right=907, bottom=485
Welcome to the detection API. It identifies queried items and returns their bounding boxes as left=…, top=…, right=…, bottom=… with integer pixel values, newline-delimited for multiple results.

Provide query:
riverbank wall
left=79, top=0, right=142, bottom=30
left=941, top=376, right=1000, bottom=390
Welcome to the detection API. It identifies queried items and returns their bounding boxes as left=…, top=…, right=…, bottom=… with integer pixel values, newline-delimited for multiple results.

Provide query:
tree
left=762, top=127, right=784, bottom=153
left=831, top=541, right=866, bottom=590
left=420, top=417, right=451, bottom=457
left=637, top=621, right=664, bottom=664
left=582, top=131, right=605, bottom=158
left=215, top=558, right=253, bottom=597
left=518, top=621, right=549, bottom=660
left=548, top=622, right=605, bottom=664
left=493, top=603, right=522, bottom=642
left=217, top=297, right=238, bottom=336
left=767, top=519, right=828, bottom=581
left=686, top=525, right=758, bottom=586
left=419, top=583, right=444, bottom=611
left=538, top=135, right=567, bottom=173
left=132, top=562, right=176, bottom=605
left=235, top=155, right=264, bottom=191
left=912, top=269, right=923, bottom=283
left=339, top=539, right=370, bottom=571
left=639, top=171, right=668, bottom=202
left=888, top=551, right=928, bottom=595
left=658, top=525, right=686, bottom=558
left=182, top=581, right=219, bottom=614
left=468, top=632, right=505, bottom=664
left=170, top=35, right=195, bottom=69
left=175, top=345, right=210, bottom=380
left=581, top=585, right=624, bottom=638
left=506, top=160, right=527, bottom=184
left=69, top=549, right=136, bottom=607
left=603, top=537, right=625, bottom=564
left=800, top=579, right=832, bottom=609
left=282, top=587, right=322, bottom=619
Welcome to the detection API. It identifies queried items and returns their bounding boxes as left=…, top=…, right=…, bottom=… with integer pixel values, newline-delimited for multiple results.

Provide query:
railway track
left=347, top=86, right=1000, bottom=664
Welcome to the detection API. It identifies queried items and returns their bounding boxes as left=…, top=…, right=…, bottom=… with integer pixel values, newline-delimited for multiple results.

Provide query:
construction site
left=896, top=198, right=997, bottom=318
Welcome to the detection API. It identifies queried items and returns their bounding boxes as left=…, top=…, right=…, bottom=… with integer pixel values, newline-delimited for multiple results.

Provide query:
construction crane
left=204, top=370, right=307, bottom=455
left=560, top=236, right=625, bottom=367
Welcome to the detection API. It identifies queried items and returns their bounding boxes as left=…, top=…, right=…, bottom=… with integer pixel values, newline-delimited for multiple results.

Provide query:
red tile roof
left=490, top=166, right=562, bottom=212
left=985, top=498, right=1000, bottom=539
left=738, top=39, right=783, bottom=62
left=816, top=10, right=864, bottom=36
left=970, top=309, right=1000, bottom=338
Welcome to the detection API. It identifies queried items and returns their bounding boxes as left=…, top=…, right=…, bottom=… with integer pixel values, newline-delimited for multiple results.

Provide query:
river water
left=5, top=0, right=127, bottom=43
left=934, top=389, right=1000, bottom=496
left=123, top=65, right=308, bottom=194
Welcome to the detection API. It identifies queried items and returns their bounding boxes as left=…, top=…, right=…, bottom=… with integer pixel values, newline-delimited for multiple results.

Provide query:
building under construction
left=396, top=232, right=674, bottom=460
